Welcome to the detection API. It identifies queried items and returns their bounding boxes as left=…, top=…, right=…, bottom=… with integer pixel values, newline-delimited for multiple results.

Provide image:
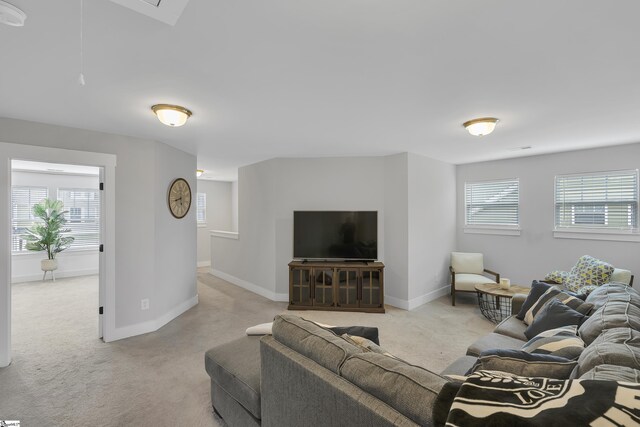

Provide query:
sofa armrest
left=511, top=294, right=528, bottom=315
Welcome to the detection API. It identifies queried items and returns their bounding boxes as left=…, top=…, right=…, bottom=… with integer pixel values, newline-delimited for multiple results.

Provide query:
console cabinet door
left=336, top=268, right=359, bottom=308
left=290, top=267, right=313, bottom=306
left=359, top=268, right=383, bottom=308
left=312, top=268, right=335, bottom=307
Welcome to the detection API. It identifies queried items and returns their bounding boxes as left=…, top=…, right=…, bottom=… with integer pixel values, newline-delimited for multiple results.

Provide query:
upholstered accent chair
left=450, top=252, right=500, bottom=306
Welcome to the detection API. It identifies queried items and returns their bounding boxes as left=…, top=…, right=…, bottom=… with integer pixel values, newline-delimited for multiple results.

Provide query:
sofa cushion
left=440, top=356, right=478, bottom=377
left=564, top=255, right=614, bottom=293
left=579, top=299, right=640, bottom=345
left=271, top=314, right=363, bottom=374
left=453, top=273, right=495, bottom=291
left=451, top=252, right=484, bottom=274
left=584, top=282, right=640, bottom=310
left=329, top=326, right=379, bottom=345
left=469, top=349, right=577, bottom=379
left=576, top=328, right=640, bottom=376
left=521, top=325, right=585, bottom=360
left=580, top=364, right=640, bottom=382
left=204, top=336, right=262, bottom=419
left=524, top=299, right=587, bottom=340
left=466, top=332, right=525, bottom=357
left=494, top=315, right=527, bottom=341
left=340, top=352, right=446, bottom=426
left=516, top=280, right=552, bottom=320
left=524, top=287, right=592, bottom=325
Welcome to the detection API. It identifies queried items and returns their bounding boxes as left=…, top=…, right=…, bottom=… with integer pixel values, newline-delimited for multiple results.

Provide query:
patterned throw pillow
left=524, top=287, right=593, bottom=325
left=521, top=325, right=585, bottom=360
left=564, top=255, right=614, bottom=293
left=544, top=270, right=569, bottom=284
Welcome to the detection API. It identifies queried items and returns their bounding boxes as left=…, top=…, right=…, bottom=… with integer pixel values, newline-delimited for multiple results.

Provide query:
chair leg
left=452, top=290, right=456, bottom=306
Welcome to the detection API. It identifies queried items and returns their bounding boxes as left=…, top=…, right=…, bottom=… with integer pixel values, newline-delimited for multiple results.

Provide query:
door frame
left=0, top=142, right=116, bottom=367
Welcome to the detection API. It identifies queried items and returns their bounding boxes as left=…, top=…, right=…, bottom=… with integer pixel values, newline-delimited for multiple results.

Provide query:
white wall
left=456, top=143, right=640, bottom=285
left=196, top=180, right=233, bottom=266
left=231, top=180, right=238, bottom=232
left=11, top=171, right=99, bottom=282
left=0, top=117, right=197, bottom=343
left=212, top=153, right=457, bottom=309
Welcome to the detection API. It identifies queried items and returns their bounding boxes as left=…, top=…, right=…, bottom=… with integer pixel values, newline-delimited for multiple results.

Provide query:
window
left=196, top=192, right=206, bottom=224
left=464, top=179, right=520, bottom=233
left=11, top=186, right=48, bottom=252
left=555, top=170, right=638, bottom=233
left=58, top=188, right=101, bottom=249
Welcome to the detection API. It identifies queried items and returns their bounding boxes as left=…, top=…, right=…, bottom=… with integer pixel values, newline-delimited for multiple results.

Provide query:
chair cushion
left=204, top=336, right=262, bottom=419
left=564, top=255, right=614, bottom=293
left=451, top=252, right=484, bottom=275
left=494, top=316, right=527, bottom=341
left=466, top=332, right=526, bottom=357
left=453, top=273, right=495, bottom=291
left=611, top=268, right=633, bottom=285
left=271, top=314, right=363, bottom=374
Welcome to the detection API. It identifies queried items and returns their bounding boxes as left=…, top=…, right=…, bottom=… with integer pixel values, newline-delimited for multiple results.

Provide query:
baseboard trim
left=106, top=294, right=199, bottom=342
left=385, top=285, right=450, bottom=311
left=197, top=261, right=211, bottom=268
left=12, top=268, right=99, bottom=283
left=210, top=268, right=288, bottom=302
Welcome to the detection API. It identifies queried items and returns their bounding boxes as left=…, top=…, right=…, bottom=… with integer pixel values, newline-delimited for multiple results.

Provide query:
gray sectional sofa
left=205, top=281, right=640, bottom=426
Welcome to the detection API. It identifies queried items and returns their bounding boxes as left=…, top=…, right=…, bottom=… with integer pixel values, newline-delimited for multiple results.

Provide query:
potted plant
left=21, top=199, right=75, bottom=279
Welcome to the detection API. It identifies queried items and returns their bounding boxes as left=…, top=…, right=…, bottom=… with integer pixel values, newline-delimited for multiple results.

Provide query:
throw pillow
left=579, top=300, right=640, bottom=345
left=524, top=299, right=587, bottom=340
left=576, top=328, right=640, bottom=376
left=521, top=325, right=585, bottom=360
left=544, top=270, right=569, bottom=284
left=516, top=280, right=552, bottom=320
left=524, top=287, right=593, bottom=325
left=329, top=326, right=379, bottom=345
left=564, top=255, right=614, bottom=293
left=584, top=282, right=640, bottom=311
left=468, top=349, right=577, bottom=379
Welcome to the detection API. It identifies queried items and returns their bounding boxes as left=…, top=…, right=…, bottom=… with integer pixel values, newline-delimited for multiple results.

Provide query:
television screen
left=293, top=211, right=378, bottom=260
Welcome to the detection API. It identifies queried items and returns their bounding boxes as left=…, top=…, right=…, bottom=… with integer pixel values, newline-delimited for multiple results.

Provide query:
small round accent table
left=475, top=283, right=531, bottom=324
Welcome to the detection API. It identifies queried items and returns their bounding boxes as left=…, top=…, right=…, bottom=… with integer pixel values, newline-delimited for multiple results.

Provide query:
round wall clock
left=168, top=178, right=192, bottom=219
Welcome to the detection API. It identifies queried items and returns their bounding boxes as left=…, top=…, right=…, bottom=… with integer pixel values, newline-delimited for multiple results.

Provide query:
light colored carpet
left=0, top=270, right=493, bottom=426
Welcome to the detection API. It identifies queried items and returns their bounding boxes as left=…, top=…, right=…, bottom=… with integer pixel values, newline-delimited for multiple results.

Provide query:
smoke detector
left=0, top=1, right=26, bottom=26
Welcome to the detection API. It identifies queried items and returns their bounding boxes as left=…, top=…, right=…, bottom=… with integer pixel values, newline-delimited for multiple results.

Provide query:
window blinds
left=465, top=179, right=519, bottom=227
left=555, top=170, right=638, bottom=231
left=58, top=188, right=101, bottom=248
left=196, top=193, right=206, bottom=223
left=11, top=186, right=48, bottom=252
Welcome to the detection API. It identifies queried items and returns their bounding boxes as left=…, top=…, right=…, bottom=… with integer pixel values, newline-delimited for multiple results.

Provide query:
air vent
left=110, top=0, right=189, bottom=26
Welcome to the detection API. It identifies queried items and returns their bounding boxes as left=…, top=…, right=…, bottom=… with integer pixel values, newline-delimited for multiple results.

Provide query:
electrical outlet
left=141, top=299, right=149, bottom=310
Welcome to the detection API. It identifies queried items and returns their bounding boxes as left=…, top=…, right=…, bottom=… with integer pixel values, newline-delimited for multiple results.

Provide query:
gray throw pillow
left=516, top=281, right=551, bottom=320
left=521, top=325, right=585, bottom=360
left=469, top=349, right=577, bottom=379
left=584, top=282, right=640, bottom=311
left=576, top=328, right=640, bottom=377
left=524, top=299, right=586, bottom=340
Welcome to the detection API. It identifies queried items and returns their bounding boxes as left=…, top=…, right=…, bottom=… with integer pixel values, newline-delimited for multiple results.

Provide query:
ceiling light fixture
left=463, top=117, right=499, bottom=136
left=196, top=170, right=204, bottom=177
left=151, top=104, right=193, bottom=127
left=0, top=1, right=26, bottom=26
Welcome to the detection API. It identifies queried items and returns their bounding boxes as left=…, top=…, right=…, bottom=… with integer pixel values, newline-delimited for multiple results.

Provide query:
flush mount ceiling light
left=196, top=169, right=204, bottom=177
left=463, top=117, right=499, bottom=136
left=151, top=104, right=192, bottom=127
left=0, top=1, right=27, bottom=26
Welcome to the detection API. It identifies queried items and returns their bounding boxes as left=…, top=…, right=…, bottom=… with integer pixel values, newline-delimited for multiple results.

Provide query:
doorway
left=10, top=160, right=104, bottom=339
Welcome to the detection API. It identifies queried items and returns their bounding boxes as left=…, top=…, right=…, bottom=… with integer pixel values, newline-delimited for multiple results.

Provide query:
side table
left=475, top=283, right=531, bottom=324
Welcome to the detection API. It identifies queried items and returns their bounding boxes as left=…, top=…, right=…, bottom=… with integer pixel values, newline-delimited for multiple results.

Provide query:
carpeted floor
left=0, top=270, right=493, bottom=426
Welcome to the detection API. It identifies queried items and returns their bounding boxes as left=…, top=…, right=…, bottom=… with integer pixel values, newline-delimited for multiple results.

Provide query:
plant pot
left=41, top=259, right=58, bottom=272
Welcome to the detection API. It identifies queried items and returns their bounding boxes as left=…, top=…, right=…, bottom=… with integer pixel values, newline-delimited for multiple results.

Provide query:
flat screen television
left=293, top=211, right=378, bottom=260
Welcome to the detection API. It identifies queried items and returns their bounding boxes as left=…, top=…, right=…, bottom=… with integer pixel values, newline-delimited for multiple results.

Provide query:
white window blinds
left=555, top=170, right=638, bottom=231
left=58, top=188, right=101, bottom=248
left=465, top=179, right=520, bottom=227
left=11, top=186, right=48, bottom=252
left=197, top=193, right=206, bottom=223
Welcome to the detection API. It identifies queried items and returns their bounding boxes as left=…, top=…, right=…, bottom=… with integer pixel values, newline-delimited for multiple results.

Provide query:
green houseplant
left=21, top=199, right=74, bottom=280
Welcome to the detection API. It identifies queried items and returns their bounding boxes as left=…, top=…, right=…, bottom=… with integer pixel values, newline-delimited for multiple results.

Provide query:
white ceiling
left=1, top=1, right=640, bottom=181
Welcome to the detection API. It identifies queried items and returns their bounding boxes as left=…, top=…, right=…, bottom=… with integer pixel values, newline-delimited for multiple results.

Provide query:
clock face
left=168, top=178, right=192, bottom=219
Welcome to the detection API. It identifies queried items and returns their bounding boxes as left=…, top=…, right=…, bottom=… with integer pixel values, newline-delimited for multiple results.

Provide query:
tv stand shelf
left=288, top=260, right=385, bottom=313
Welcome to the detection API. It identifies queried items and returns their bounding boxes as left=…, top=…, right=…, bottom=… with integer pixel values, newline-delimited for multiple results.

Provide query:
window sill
left=464, top=227, right=521, bottom=236
left=553, top=229, right=640, bottom=242
left=12, top=247, right=99, bottom=257
left=197, top=223, right=208, bottom=228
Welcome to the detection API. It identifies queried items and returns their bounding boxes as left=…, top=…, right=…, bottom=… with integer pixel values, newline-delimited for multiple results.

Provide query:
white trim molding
left=210, top=268, right=288, bottom=302
left=553, top=229, right=640, bottom=243
left=210, top=230, right=239, bottom=240
left=385, top=285, right=450, bottom=311
left=197, top=260, right=211, bottom=268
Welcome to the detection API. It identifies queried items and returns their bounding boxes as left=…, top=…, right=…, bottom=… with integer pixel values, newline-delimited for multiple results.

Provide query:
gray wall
left=456, top=143, right=640, bottom=285
left=196, top=180, right=233, bottom=265
left=0, top=117, right=197, bottom=334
